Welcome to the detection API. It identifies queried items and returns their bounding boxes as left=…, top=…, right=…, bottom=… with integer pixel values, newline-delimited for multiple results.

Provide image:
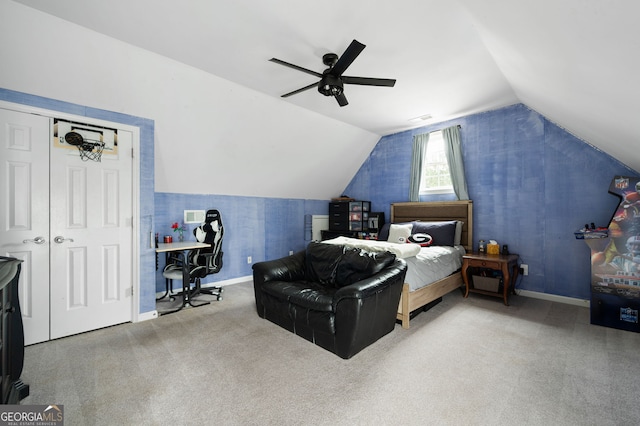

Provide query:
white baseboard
left=209, top=275, right=253, bottom=287
left=516, top=289, right=590, bottom=308
left=136, top=310, right=159, bottom=322
left=153, top=275, right=252, bottom=299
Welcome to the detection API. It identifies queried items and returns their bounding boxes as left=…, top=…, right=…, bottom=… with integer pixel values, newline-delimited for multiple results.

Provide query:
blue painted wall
left=154, top=193, right=326, bottom=291
left=343, top=104, right=638, bottom=300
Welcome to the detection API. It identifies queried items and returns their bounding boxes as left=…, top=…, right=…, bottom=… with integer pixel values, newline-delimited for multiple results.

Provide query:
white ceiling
left=14, top=0, right=640, bottom=171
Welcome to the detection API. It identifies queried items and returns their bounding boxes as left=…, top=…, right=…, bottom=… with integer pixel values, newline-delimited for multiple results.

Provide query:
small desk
left=462, top=252, right=520, bottom=305
left=156, top=241, right=210, bottom=313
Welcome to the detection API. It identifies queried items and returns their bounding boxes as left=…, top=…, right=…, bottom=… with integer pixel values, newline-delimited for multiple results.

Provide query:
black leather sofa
left=252, top=242, right=407, bottom=359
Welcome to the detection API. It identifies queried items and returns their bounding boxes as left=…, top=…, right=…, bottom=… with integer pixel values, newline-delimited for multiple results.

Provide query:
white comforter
left=321, top=237, right=465, bottom=291
left=321, top=236, right=421, bottom=259
left=403, top=245, right=466, bottom=291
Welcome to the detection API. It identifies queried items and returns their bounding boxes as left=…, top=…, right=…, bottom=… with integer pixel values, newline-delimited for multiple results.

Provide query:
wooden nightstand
left=462, top=252, right=520, bottom=305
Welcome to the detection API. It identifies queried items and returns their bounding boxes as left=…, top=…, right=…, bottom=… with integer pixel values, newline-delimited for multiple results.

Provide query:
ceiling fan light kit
left=270, top=39, right=396, bottom=107
left=318, top=74, right=343, bottom=96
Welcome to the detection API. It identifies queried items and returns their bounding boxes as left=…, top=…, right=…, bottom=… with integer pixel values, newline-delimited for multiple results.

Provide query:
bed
left=391, top=200, right=473, bottom=328
left=323, top=200, right=473, bottom=329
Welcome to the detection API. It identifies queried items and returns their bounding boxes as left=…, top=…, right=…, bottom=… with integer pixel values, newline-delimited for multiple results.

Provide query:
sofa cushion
left=262, top=280, right=335, bottom=312
left=334, top=247, right=396, bottom=287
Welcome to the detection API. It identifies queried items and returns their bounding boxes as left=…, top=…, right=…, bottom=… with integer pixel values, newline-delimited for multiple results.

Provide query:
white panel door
left=0, top=108, right=51, bottom=345
left=49, top=128, right=133, bottom=339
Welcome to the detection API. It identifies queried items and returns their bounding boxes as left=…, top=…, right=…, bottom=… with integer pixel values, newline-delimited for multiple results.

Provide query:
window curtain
left=442, top=125, right=469, bottom=200
left=409, top=133, right=429, bottom=201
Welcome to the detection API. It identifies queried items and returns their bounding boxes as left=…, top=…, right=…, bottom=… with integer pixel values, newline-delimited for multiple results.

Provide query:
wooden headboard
left=390, top=200, right=473, bottom=252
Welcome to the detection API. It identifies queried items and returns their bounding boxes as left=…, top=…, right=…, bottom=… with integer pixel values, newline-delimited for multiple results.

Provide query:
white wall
left=0, top=1, right=379, bottom=200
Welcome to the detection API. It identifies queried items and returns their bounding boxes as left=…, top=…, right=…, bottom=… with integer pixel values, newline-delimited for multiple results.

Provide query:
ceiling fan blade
left=281, top=81, right=319, bottom=98
left=269, top=58, right=323, bottom=78
left=342, top=76, right=396, bottom=87
left=335, top=93, right=349, bottom=107
left=330, top=40, right=366, bottom=76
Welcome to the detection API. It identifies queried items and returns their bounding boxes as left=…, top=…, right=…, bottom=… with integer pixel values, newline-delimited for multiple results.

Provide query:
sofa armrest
left=332, top=258, right=407, bottom=358
left=252, top=250, right=307, bottom=317
left=333, top=258, right=407, bottom=305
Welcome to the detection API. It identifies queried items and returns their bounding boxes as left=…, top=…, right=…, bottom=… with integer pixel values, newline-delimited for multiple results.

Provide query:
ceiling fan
left=269, top=39, right=396, bottom=107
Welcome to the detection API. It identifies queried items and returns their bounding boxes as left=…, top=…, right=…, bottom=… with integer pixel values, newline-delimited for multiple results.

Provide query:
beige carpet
left=21, top=282, right=640, bottom=425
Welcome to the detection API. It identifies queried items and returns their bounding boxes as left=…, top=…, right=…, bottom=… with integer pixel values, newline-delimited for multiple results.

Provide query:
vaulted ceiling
left=14, top=0, right=640, bottom=172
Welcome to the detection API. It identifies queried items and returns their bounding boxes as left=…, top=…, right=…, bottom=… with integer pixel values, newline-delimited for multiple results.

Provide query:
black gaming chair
left=163, top=209, right=224, bottom=304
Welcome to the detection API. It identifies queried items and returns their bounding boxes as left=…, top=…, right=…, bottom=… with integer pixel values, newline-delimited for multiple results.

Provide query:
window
left=420, top=130, right=453, bottom=194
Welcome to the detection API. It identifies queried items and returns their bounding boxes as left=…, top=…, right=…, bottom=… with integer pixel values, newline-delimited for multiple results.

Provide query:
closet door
left=0, top=108, right=51, bottom=345
left=1, top=108, right=134, bottom=344
left=48, top=127, right=133, bottom=339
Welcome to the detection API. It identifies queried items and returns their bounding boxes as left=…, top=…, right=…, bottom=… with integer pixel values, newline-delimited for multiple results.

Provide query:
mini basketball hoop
left=63, top=131, right=105, bottom=162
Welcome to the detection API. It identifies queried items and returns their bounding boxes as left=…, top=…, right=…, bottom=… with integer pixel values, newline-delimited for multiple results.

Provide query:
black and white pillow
left=411, top=221, right=458, bottom=246
left=408, top=233, right=433, bottom=247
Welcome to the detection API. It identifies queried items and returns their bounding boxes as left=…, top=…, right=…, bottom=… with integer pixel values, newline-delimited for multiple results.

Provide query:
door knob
left=23, top=236, right=46, bottom=244
left=53, top=236, right=74, bottom=244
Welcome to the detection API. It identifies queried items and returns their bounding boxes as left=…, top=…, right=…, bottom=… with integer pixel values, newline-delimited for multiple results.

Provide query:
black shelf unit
left=327, top=200, right=371, bottom=239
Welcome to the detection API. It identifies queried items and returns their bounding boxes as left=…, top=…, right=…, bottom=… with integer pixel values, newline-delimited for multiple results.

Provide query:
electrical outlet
left=247, top=256, right=252, bottom=264
left=520, top=264, right=528, bottom=276
left=289, top=250, right=294, bottom=255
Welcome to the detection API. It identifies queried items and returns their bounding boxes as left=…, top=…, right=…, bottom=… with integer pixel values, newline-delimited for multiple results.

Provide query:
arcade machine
left=585, top=176, right=640, bottom=332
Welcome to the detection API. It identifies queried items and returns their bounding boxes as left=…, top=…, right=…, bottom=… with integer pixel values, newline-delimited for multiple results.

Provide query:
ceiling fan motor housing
left=322, top=53, right=339, bottom=67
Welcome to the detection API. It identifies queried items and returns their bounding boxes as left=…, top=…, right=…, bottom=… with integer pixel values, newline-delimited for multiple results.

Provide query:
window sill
left=420, top=188, right=454, bottom=195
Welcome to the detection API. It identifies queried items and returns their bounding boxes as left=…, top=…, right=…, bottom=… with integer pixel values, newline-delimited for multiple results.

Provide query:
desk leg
left=156, top=253, right=173, bottom=301
left=180, top=251, right=190, bottom=309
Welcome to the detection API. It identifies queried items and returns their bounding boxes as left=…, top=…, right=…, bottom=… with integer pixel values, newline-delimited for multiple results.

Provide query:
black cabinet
left=328, top=200, right=370, bottom=238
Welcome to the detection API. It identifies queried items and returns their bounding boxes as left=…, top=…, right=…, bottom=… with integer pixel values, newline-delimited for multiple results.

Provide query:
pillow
left=335, top=248, right=396, bottom=287
left=377, top=223, right=391, bottom=241
left=454, top=221, right=464, bottom=246
left=387, top=223, right=413, bottom=244
left=378, top=222, right=413, bottom=241
left=411, top=221, right=457, bottom=246
left=408, top=233, right=432, bottom=247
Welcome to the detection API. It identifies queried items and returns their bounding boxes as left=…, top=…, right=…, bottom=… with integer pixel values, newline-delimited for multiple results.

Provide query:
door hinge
left=128, top=287, right=134, bottom=296
left=131, top=148, right=134, bottom=158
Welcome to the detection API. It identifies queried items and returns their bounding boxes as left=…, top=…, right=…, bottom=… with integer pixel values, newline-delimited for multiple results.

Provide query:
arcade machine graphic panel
left=588, top=176, right=640, bottom=332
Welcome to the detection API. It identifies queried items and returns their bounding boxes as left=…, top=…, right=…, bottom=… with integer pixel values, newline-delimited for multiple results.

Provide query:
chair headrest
left=205, top=209, right=221, bottom=224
